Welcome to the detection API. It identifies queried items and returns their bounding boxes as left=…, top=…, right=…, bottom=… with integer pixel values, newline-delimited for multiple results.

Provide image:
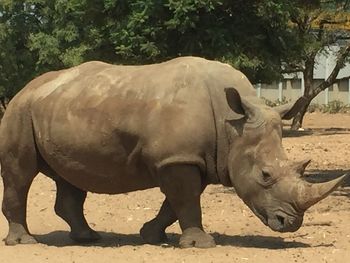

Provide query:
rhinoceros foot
left=179, top=227, right=215, bottom=248
left=4, top=223, right=37, bottom=245
left=4, top=234, right=37, bottom=246
left=69, top=229, right=101, bottom=243
left=140, top=220, right=168, bottom=244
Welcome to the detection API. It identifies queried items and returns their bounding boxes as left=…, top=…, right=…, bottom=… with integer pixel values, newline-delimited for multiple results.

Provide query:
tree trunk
left=291, top=97, right=312, bottom=130
left=290, top=57, right=314, bottom=130
left=0, top=97, right=7, bottom=111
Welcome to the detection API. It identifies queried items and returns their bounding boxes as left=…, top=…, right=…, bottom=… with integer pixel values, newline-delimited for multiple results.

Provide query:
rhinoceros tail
left=0, top=94, right=39, bottom=180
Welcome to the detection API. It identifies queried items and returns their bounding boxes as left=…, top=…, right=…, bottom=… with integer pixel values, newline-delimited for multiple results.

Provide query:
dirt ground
left=0, top=112, right=349, bottom=263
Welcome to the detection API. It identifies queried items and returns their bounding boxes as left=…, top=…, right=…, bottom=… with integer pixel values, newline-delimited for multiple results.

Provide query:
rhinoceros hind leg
left=158, top=164, right=216, bottom=248
left=53, top=176, right=100, bottom=243
left=140, top=199, right=177, bottom=244
left=2, top=161, right=38, bottom=245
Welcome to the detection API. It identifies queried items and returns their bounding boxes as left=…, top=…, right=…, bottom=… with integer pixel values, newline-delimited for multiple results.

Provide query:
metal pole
left=301, top=73, right=305, bottom=96
left=325, top=58, right=329, bottom=105
left=348, top=78, right=350, bottom=104
left=325, top=88, right=329, bottom=105
left=256, top=83, right=261, bottom=98
left=278, top=82, right=283, bottom=102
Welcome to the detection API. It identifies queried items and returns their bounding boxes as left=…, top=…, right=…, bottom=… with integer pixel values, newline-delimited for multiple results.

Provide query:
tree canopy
left=0, top=0, right=299, bottom=101
left=0, top=0, right=349, bottom=119
left=278, top=1, right=350, bottom=129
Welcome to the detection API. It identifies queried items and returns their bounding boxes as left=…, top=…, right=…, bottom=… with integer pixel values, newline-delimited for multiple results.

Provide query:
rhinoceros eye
left=258, top=168, right=276, bottom=187
left=262, top=171, right=272, bottom=181
left=258, top=169, right=276, bottom=187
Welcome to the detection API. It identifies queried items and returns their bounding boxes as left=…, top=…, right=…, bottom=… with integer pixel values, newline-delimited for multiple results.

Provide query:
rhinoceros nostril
left=276, top=215, right=285, bottom=226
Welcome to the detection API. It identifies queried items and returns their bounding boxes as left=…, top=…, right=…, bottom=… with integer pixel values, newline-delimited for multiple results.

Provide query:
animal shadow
left=35, top=231, right=318, bottom=249
left=212, top=233, right=311, bottom=249
left=282, top=128, right=350, bottom=138
left=35, top=231, right=157, bottom=247
left=306, top=169, right=350, bottom=189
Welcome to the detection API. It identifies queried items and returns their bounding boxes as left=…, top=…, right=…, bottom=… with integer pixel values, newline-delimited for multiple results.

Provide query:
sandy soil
left=0, top=112, right=349, bottom=263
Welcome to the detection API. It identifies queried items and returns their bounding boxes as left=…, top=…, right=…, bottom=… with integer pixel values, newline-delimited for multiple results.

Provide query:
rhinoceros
left=0, top=56, right=346, bottom=248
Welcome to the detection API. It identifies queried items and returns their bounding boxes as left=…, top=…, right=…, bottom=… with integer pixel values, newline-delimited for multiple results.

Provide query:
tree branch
left=313, top=43, right=350, bottom=95
left=0, top=96, right=7, bottom=110
left=319, top=19, right=348, bottom=25
left=281, top=68, right=304, bottom=74
left=281, top=62, right=305, bottom=74
left=315, top=19, right=347, bottom=42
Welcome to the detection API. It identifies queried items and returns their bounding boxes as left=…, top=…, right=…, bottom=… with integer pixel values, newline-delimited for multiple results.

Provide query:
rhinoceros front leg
left=158, top=164, right=215, bottom=248
left=140, top=198, right=177, bottom=244
left=54, top=176, right=100, bottom=242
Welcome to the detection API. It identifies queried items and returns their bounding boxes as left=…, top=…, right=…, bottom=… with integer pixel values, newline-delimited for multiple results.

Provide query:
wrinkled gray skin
left=0, top=57, right=346, bottom=248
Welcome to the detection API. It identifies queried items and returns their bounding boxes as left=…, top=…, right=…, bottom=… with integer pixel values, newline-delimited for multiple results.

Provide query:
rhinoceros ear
left=225, top=87, right=263, bottom=125
left=224, top=87, right=246, bottom=120
left=274, top=96, right=307, bottom=120
left=291, top=159, right=311, bottom=176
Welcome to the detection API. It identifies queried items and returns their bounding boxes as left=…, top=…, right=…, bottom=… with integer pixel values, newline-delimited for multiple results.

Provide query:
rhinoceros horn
left=296, top=174, right=348, bottom=210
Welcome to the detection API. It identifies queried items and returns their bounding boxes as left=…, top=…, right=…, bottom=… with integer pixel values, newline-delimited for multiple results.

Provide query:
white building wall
left=255, top=81, right=350, bottom=105
left=256, top=45, right=350, bottom=105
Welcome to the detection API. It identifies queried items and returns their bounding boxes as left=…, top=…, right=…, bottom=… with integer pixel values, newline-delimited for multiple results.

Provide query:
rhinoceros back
left=0, top=57, right=253, bottom=193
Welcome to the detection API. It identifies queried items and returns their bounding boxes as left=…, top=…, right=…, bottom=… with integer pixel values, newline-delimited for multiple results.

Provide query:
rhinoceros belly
left=35, top=123, right=157, bottom=194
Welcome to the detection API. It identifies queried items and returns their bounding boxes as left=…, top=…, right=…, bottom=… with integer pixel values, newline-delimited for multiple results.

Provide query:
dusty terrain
left=0, top=112, right=349, bottom=263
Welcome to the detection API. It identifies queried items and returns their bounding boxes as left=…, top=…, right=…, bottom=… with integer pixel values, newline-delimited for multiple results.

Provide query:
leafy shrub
left=264, top=98, right=350, bottom=114
left=262, top=97, right=290, bottom=107
left=307, top=100, right=350, bottom=114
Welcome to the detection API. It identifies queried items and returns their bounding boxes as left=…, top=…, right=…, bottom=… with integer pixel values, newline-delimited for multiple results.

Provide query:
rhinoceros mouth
left=267, top=214, right=287, bottom=232
left=251, top=207, right=268, bottom=226
left=267, top=212, right=302, bottom=232
left=251, top=207, right=302, bottom=232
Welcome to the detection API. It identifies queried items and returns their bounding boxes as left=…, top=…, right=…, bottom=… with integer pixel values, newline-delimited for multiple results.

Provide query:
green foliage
left=262, top=97, right=290, bottom=107
left=283, top=1, right=350, bottom=69
left=0, top=0, right=300, bottom=102
left=0, top=0, right=41, bottom=100
left=0, top=0, right=349, bottom=105
left=308, top=101, right=350, bottom=113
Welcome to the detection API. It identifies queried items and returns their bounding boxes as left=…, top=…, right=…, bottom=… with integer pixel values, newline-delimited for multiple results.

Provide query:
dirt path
left=0, top=112, right=349, bottom=263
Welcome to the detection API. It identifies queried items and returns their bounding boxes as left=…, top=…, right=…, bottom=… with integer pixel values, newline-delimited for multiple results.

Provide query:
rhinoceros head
left=224, top=88, right=347, bottom=232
